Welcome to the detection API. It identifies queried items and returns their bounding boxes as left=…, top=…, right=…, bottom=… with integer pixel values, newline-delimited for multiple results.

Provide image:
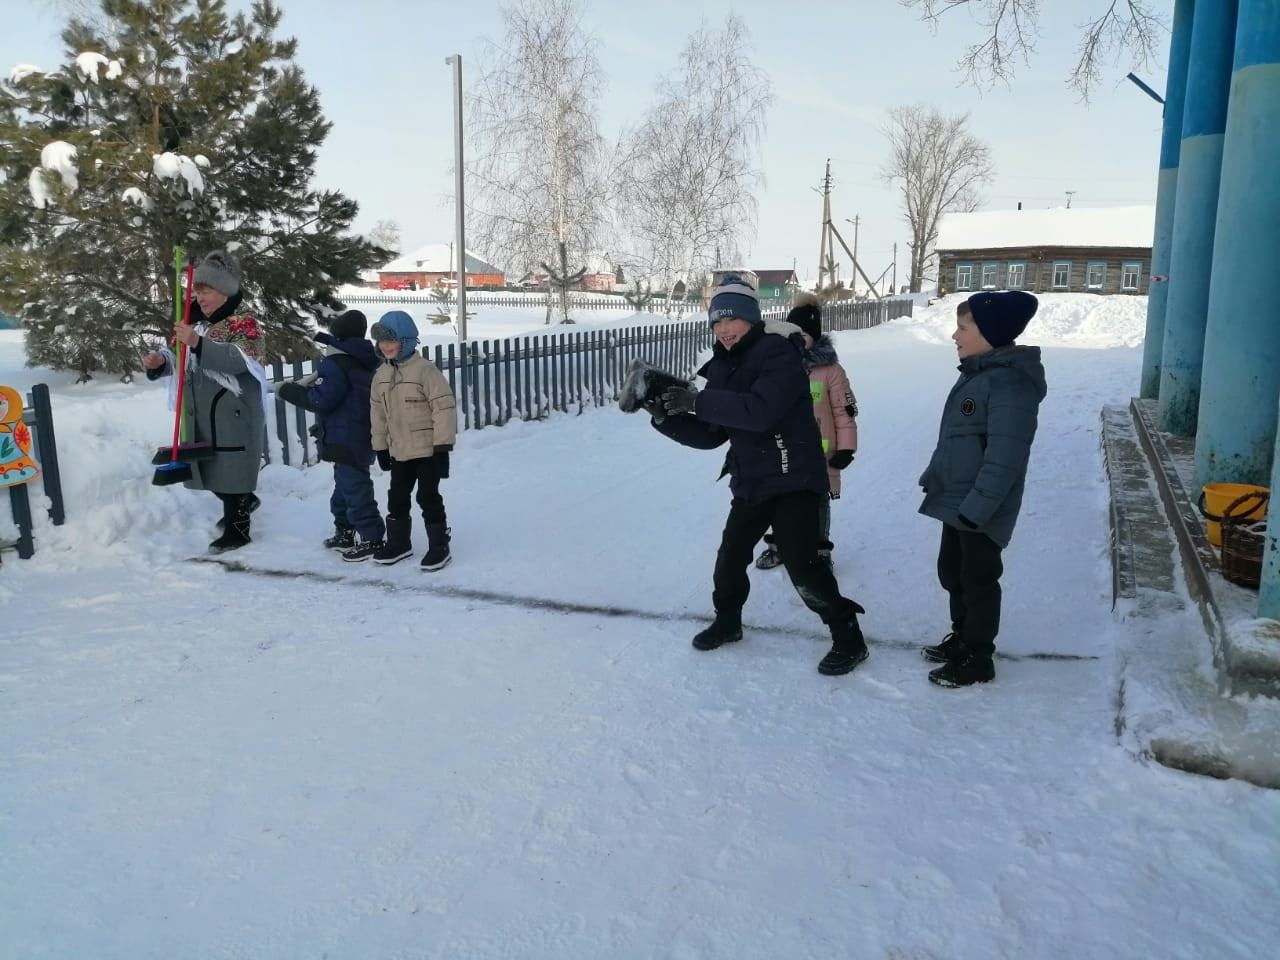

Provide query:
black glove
left=433, top=446, right=451, bottom=479
left=958, top=513, right=978, bottom=529
left=643, top=396, right=667, bottom=424
left=828, top=449, right=855, bottom=470
left=376, top=449, right=392, bottom=471
left=662, top=385, right=698, bottom=416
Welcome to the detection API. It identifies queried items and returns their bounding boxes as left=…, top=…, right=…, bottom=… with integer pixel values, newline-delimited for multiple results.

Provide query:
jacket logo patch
left=961, top=398, right=976, bottom=416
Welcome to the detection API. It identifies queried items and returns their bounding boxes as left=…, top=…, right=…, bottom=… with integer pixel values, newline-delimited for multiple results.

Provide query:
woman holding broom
left=143, top=249, right=270, bottom=553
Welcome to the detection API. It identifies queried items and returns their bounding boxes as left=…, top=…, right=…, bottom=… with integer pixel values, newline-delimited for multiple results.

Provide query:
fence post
left=291, top=360, right=309, bottom=464
left=27, top=384, right=65, bottom=526
left=8, top=485, right=34, bottom=558
left=271, top=360, right=290, bottom=466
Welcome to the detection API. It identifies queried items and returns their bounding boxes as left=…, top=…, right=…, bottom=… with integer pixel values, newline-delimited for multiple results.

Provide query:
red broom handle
left=168, top=260, right=196, bottom=463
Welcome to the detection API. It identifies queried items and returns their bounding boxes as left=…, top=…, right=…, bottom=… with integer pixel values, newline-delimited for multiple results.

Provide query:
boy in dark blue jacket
left=918, top=291, right=1046, bottom=687
left=275, top=309, right=386, bottom=561
left=647, top=276, right=868, bottom=675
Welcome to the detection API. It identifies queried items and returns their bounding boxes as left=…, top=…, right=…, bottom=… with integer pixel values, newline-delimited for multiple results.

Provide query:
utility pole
left=892, top=241, right=897, bottom=294
left=845, top=215, right=860, bottom=294
left=816, top=159, right=833, bottom=291
left=445, top=54, right=468, bottom=340
left=1065, top=190, right=1076, bottom=209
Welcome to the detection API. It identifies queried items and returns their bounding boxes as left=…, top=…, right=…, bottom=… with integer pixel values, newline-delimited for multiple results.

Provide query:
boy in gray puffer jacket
left=918, top=291, right=1046, bottom=687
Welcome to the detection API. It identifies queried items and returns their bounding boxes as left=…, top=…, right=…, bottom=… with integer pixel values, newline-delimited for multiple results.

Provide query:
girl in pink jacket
left=757, top=294, right=858, bottom=569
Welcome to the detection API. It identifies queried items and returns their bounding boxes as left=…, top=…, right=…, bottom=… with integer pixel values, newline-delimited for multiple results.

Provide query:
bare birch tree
left=367, top=219, right=402, bottom=259
left=615, top=16, right=771, bottom=314
left=467, top=0, right=608, bottom=324
left=882, top=106, right=995, bottom=293
left=900, top=0, right=1165, bottom=101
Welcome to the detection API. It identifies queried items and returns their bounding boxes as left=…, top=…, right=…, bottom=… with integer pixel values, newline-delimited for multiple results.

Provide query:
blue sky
left=9, top=0, right=1170, bottom=285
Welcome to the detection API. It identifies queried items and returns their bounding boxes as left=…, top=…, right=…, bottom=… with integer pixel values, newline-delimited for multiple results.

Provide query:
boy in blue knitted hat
left=917, top=290, right=1046, bottom=687
left=642, top=274, right=870, bottom=676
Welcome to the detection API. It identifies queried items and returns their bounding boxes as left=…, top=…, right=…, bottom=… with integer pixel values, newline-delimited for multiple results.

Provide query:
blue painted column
left=1195, top=0, right=1280, bottom=490
left=1262, top=400, right=1280, bottom=618
left=1140, top=0, right=1196, bottom=399
left=1157, top=0, right=1238, bottom=434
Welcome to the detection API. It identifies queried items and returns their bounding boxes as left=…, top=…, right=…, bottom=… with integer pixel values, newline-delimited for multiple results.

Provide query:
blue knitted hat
left=708, top=274, right=762, bottom=327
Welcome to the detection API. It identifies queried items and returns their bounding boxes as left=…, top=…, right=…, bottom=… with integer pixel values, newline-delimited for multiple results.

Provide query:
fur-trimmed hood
left=803, top=333, right=838, bottom=369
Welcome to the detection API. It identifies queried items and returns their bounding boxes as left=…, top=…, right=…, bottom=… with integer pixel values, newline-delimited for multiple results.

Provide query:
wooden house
left=936, top=206, right=1154, bottom=296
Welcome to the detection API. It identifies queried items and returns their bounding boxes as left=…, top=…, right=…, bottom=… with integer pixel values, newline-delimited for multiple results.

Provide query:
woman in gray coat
left=144, top=250, right=269, bottom=552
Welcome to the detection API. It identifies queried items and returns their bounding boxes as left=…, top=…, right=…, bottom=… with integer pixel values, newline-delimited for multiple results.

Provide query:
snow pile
left=121, top=187, right=153, bottom=210
left=74, top=52, right=123, bottom=82
left=41, top=140, right=79, bottom=190
left=28, top=140, right=79, bottom=206
left=152, top=152, right=205, bottom=196
left=8, top=64, right=42, bottom=84
left=903, top=293, right=1148, bottom=350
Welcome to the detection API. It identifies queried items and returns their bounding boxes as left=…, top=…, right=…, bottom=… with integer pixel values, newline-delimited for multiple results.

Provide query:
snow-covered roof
left=380, top=244, right=502, bottom=276
left=936, top=205, right=1155, bottom=251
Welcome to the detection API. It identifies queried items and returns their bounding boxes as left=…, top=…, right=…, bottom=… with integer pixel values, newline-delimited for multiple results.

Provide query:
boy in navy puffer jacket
left=275, top=309, right=385, bottom=560
left=918, top=291, right=1046, bottom=688
left=646, top=275, right=869, bottom=676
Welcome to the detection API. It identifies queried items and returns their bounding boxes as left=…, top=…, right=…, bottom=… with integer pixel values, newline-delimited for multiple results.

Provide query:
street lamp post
left=445, top=54, right=467, bottom=341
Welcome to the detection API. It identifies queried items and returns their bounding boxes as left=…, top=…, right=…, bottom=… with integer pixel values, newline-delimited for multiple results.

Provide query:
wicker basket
left=1220, top=491, right=1269, bottom=589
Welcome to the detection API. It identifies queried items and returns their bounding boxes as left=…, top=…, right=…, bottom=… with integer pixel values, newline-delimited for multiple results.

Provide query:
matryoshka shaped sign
left=0, top=386, right=40, bottom=488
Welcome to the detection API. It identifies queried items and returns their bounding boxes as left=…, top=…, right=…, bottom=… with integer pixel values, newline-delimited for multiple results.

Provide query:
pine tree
left=0, top=0, right=387, bottom=381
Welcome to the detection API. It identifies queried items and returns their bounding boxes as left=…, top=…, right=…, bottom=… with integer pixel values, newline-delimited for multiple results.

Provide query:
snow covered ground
left=2, top=295, right=1278, bottom=959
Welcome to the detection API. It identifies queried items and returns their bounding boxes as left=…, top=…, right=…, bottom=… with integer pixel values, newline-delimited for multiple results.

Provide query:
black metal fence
left=2, top=383, right=66, bottom=560
left=264, top=298, right=914, bottom=467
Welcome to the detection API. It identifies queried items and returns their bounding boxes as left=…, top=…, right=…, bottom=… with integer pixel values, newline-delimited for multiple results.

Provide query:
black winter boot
left=215, top=492, right=260, bottom=533
left=420, top=522, right=452, bottom=571
left=692, top=610, right=742, bottom=651
left=929, top=653, right=995, bottom=688
left=323, top=525, right=356, bottom=552
left=209, top=496, right=252, bottom=554
left=373, top=516, right=413, bottom=565
left=818, top=611, right=869, bottom=675
left=921, top=631, right=964, bottom=664
left=341, top=537, right=384, bottom=563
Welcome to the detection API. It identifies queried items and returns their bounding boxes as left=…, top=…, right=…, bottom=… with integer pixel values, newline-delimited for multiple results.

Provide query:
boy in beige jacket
left=369, top=311, right=457, bottom=569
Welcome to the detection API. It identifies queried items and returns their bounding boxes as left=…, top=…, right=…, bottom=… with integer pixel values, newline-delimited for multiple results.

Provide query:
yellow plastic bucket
left=1197, top=483, right=1269, bottom=547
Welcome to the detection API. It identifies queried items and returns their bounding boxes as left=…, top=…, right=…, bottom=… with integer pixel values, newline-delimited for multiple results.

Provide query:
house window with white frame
left=1086, top=261, right=1106, bottom=290
left=1122, top=262, right=1141, bottom=291
left=981, top=262, right=998, bottom=288
left=1007, top=262, right=1026, bottom=289
left=1053, top=261, right=1071, bottom=289
left=956, top=263, right=973, bottom=290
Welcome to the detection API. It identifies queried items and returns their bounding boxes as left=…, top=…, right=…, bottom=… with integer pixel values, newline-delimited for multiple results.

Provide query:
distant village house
left=378, top=244, right=504, bottom=291
left=936, top=205, right=1154, bottom=296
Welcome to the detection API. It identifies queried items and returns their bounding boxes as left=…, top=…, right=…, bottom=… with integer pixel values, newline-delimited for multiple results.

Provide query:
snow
left=193, top=154, right=211, bottom=168
left=7, top=64, right=42, bottom=84
left=74, top=51, right=122, bottom=83
left=2, top=295, right=1279, bottom=958
left=937, top=205, right=1156, bottom=251
left=152, top=151, right=205, bottom=196
left=39, top=139, right=79, bottom=192
left=27, top=168, right=50, bottom=209
left=121, top=187, right=154, bottom=210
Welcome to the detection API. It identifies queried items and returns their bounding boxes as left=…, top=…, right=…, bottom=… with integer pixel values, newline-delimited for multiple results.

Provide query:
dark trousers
left=330, top=462, right=384, bottom=541
left=713, top=490, right=860, bottom=624
left=387, top=456, right=446, bottom=524
left=937, top=525, right=1004, bottom=658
